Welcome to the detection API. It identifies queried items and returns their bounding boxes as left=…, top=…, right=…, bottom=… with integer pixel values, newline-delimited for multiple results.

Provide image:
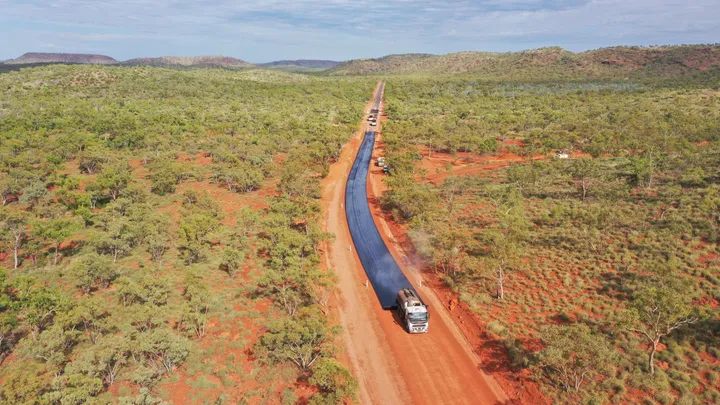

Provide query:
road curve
left=324, top=81, right=511, bottom=405
left=345, top=130, right=421, bottom=309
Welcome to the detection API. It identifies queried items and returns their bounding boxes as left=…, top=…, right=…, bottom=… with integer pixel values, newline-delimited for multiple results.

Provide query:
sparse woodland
left=0, top=65, right=371, bottom=404
left=380, top=76, right=720, bottom=404
left=1, top=51, right=719, bottom=405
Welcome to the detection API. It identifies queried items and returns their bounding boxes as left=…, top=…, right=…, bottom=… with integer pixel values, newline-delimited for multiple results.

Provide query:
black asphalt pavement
left=345, top=130, right=422, bottom=309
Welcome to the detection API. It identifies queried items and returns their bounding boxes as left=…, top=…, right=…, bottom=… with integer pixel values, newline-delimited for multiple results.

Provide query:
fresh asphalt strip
left=345, top=130, right=423, bottom=309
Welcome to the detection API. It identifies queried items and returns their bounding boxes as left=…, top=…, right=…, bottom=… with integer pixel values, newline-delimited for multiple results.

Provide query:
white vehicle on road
left=396, top=289, right=429, bottom=334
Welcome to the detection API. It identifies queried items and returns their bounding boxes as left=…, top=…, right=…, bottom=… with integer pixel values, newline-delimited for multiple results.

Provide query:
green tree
left=309, top=358, right=359, bottom=405
left=147, top=228, right=171, bottom=268
left=568, top=157, right=602, bottom=201
left=0, top=210, right=31, bottom=268
left=538, top=324, right=616, bottom=393
left=77, top=145, right=109, bottom=174
left=84, top=180, right=107, bottom=209
left=34, top=217, right=82, bottom=265
left=19, top=181, right=49, bottom=206
left=134, top=328, right=190, bottom=377
left=68, top=333, right=129, bottom=386
left=19, top=285, right=67, bottom=341
left=430, top=226, right=471, bottom=277
left=116, top=273, right=170, bottom=307
left=381, top=177, right=440, bottom=223
left=477, top=193, right=529, bottom=300
left=629, top=151, right=664, bottom=189
left=97, top=162, right=133, bottom=200
left=0, top=270, right=19, bottom=355
left=0, top=361, right=52, bottom=405
left=177, top=214, right=218, bottom=263
left=0, top=311, right=18, bottom=356
left=507, top=163, right=543, bottom=193
left=93, top=217, right=139, bottom=262
left=180, top=271, right=210, bottom=338
left=255, top=307, right=338, bottom=370
left=67, top=253, right=118, bottom=294
left=148, top=159, right=182, bottom=196
left=211, top=164, right=263, bottom=193
left=46, top=372, right=103, bottom=405
left=0, top=172, right=23, bottom=206
left=64, top=297, right=110, bottom=344
left=279, top=166, right=320, bottom=199
left=119, top=388, right=170, bottom=405
left=220, top=248, right=245, bottom=278
left=623, top=283, right=700, bottom=374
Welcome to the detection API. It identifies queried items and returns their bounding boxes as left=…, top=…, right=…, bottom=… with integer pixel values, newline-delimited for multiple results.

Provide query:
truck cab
left=396, top=289, right=429, bottom=333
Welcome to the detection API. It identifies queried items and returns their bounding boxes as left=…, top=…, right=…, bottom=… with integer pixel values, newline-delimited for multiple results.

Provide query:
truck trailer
left=396, top=289, right=429, bottom=333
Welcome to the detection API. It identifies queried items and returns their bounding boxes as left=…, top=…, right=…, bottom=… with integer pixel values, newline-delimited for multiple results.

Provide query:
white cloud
left=0, top=0, right=718, bottom=61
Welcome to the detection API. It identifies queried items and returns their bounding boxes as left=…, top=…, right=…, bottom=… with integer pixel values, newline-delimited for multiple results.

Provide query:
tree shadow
left=596, top=268, right=639, bottom=301
left=673, top=316, right=720, bottom=348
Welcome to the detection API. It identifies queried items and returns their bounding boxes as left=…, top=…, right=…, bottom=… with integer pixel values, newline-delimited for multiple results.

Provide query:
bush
left=487, top=321, right=506, bottom=337
left=655, top=391, right=673, bottom=405
left=308, top=358, right=358, bottom=405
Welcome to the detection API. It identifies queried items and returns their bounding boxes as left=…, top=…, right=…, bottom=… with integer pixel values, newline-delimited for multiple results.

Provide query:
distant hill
left=122, top=56, right=253, bottom=69
left=258, top=60, right=341, bottom=72
left=327, top=53, right=434, bottom=75
left=4, top=52, right=118, bottom=65
left=327, top=46, right=720, bottom=78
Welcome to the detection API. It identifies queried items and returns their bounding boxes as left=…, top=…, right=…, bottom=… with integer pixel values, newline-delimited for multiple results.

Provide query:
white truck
left=396, top=289, right=429, bottom=333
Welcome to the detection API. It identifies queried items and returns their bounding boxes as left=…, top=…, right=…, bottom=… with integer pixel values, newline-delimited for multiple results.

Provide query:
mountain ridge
left=3, top=45, right=720, bottom=77
left=4, top=52, right=119, bottom=65
left=326, top=45, right=720, bottom=77
left=122, top=56, right=254, bottom=68
left=258, top=59, right=341, bottom=71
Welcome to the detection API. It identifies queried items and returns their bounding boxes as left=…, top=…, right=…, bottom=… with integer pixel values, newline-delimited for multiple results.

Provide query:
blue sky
left=1, top=0, right=719, bottom=63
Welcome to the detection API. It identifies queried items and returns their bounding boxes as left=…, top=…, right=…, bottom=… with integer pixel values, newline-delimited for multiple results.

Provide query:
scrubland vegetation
left=2, top=44, right=719, bottom=405
left=380, top=75, right=720, bottom=404
left=0, top=65, right=371, bottom=404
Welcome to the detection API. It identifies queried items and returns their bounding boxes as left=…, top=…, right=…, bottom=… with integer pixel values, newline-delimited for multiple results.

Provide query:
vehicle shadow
left=388, top=308, right=408, bottom=334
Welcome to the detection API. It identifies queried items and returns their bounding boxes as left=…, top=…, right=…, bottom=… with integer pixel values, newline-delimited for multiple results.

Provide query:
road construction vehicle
left=396, top=288, right=429, bottom=333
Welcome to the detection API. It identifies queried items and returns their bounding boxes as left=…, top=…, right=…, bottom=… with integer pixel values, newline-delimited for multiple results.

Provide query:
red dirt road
left=321, top=83, right=510, bottom=405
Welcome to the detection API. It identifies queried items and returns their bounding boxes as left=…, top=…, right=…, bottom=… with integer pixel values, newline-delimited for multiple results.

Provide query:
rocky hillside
left=327, top=45, right=720, bottom=78
left=3, top=52, right=118, bottom=65
left=258, top=59, right=341, bottom=72
left=122, top=56, right=253, bottom=69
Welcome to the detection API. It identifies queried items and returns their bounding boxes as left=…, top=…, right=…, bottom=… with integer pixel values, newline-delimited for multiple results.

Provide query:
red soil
left=419, top=141, right=586, bottom=186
